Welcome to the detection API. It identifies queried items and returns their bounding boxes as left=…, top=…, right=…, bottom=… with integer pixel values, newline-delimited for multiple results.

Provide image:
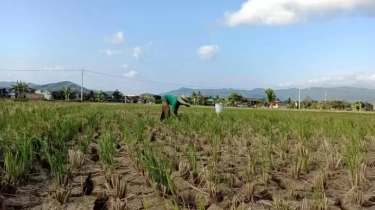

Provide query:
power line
left=84, top=74, right=139, bottom=93
left=0, top=69, right=81, bottom=72
left=0, top=68, right=307, bottom=91
left=84, top=70, right=228, bottom=89
left=84, top=70, right=293, bottom=90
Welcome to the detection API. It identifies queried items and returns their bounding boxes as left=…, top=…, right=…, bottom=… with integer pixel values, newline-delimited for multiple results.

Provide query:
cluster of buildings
left=0, top=88, right=52, bottom=100
left=1, top=88, right=289, bottom=108
left=0, top=88, right=159, bottom=103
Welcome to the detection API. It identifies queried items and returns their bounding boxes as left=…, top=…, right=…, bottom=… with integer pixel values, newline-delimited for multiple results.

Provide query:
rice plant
left=99, top=130, right=116, bottom=171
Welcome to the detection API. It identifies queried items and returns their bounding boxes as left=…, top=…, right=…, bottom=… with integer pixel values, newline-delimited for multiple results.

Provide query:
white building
left=35, top=90, right=52, bottom=100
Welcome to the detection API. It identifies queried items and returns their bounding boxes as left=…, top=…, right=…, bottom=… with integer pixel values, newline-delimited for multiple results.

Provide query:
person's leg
left=163, top=101, right=171, bottom=119
left=160, top=101, right=170, bottom=121
left=160, top=105, right=165, bottom=121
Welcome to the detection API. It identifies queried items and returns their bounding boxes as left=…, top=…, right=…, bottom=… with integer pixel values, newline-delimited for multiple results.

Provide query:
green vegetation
left=1, top=101, right=375, bottom=209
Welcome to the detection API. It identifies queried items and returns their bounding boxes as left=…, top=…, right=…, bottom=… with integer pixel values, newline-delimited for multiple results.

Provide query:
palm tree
left=61, top=86, right=71, bottom=101
left=265, top=88, right=276, bottom=108
left=10, top=80, right=29, bottom=98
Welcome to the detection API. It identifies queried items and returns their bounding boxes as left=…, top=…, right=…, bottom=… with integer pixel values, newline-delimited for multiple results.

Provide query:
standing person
left=160, top=94, right=190, bottom=121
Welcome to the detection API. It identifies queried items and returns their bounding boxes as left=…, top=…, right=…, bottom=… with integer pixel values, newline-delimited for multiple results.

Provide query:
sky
left=1, top=0, right=375, bottom=94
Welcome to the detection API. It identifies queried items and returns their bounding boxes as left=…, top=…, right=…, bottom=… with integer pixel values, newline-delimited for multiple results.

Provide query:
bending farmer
left=160, top=94, right=190, bottom=120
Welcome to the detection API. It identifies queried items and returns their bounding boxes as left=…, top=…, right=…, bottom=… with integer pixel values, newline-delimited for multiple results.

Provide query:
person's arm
left=171, top=101, right=181, bottom=118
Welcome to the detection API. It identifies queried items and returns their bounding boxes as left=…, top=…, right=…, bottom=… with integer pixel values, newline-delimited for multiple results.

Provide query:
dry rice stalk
left=326, top=153, right=343, bottom=171
left=107, top=197, right=128, bottom=210
left=206, top=180, right=221, bottom=199
left=313, top=172, right=325, bottom=192
left=301, top=197, right=308, bottom=210
left=105, top=173, right=127, bottom=199
left=178, top=161, right=190, bottom=179
left=245, top=182, right=255, bottom=201
left=273, top=197, right=292, bottom=210
left=54, top=187, right=72, bottom=205
left=226, top=173, right=242, bottom=188
left=68, top=149, right=85, bottom=170
left=346, top=186, right=364, bottom=206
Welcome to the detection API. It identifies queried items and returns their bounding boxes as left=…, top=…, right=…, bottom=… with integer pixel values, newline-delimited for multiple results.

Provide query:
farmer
left=160, top=94, right=190, bottom=121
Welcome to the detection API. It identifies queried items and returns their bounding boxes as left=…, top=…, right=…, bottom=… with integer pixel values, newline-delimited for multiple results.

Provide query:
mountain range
left=1, top=80, right=375, bottom=103
left=163, top=87, right=375, bottom=103
left=0, top=81, right=92, bottom=92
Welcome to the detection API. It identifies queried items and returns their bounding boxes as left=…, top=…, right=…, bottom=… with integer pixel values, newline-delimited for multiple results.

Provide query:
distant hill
left=162, top=87, right=375, bottom=103
left=0, top=81, right=38, bottom=88
left=0, top=81, right=92, bottom=93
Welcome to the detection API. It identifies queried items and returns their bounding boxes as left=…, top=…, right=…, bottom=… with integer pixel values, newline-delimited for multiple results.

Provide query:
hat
left=178, top=95, right=191, bottom=107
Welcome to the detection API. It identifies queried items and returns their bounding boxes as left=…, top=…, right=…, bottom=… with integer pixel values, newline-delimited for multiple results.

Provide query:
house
left=25, top=93, right=44, bottom=100
left=205, top=98, right=215, bottom=106
left=35, top=90, right=52, bottom=100
left=9, top=93, right=16, bottom=99
left=247, top=98, right=262, bottom=107
left=237, top=98, right=262, bottom=107
left=124, top=94, right=141, bottom=103
left=273, top=100, right=288, bottom=109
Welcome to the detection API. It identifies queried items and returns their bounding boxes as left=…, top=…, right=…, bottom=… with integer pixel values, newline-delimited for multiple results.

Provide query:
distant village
left=1, top=81, right=374, bottom=111
left=0, top=85, right=285, bottom=108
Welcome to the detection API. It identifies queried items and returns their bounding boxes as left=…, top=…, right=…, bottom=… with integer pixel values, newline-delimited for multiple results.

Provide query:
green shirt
left=162, top=94, right=180, bottom=112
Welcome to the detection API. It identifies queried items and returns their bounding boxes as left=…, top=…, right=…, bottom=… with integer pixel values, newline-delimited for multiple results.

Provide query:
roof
left=246, top=98, right=261, bottom=102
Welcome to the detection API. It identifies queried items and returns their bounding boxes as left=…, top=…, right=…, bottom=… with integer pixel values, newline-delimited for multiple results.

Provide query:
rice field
left=1, top=101, right=375, bottom=210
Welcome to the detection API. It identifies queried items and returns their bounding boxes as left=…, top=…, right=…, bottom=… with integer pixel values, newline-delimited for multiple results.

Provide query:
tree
left=191, top=92, right=197, bottom=105
left=352, top=102, right=363, bottom=111
left=71, top=89, right=78, bottom=100
left=86, top=91, right=95, bottom=101
left=112, top=89, right=123, bottom=101
left=99, top=90, right=107, bottom=101
left=287, top=97, right=291, bottom=105
left=196, top=91, right=204, bottom=105
left=264, top=88, right=276, bottom=108
left=61, top=86, right=71, bottom=101
left=51, top=90, right=63, bottom=100
left=303, top=96, right=312, bottom=108
left=10, top=80, right=30, bottom=98
left=227, top=92, right=244, bottom=106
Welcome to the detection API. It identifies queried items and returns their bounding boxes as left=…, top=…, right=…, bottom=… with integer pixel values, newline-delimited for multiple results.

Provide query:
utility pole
left=298, top=88, right=301, bottom=109
left=81, top=69, right=84, bottom=102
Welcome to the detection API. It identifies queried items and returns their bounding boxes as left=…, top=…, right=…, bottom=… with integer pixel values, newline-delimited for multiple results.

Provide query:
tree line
left=4, top=81, right=374, bottom=111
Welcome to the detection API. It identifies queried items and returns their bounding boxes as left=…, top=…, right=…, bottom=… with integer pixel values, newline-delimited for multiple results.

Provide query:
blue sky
left=1, top=0, right=375, bottom=94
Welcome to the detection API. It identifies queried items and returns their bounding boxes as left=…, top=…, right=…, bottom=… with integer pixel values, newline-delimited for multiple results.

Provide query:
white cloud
left=197, top=45, right=218, bottom=60
left=120, top=64, right=128, bottom=69
left=278, top=82, right=292, bottom=88
left=132, top=46, right=143, bottom=59
left=224, top=0, right=375, bottom=27
left=43, top=65, right=64, bottom=71
left=123, top=70, right=138, bottom=78
left=304, top=71, right=375, bottom=88
left=105, top=31, right=124, bottom=44
left=101, top=49, right=122, bottom=56
left=131, top=42, right=152, bottom=59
